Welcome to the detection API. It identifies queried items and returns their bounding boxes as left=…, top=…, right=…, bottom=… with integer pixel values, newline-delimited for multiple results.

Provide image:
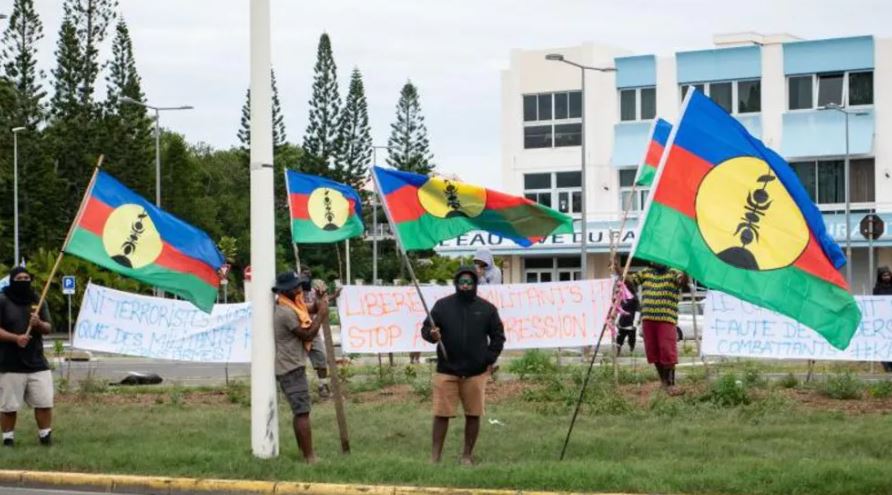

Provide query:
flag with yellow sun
left=633, top=90, right=861, bottom=350
left=372, top=166, right=574, bottom=250
left=285, top=170, right=364, bottom=243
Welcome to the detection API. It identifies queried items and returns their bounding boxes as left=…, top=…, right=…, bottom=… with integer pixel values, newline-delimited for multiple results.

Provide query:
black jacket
left=421, top=293, right=505, bottom=377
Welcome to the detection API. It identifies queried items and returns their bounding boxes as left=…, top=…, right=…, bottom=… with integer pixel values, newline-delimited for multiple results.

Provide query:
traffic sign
left=61, top=276, right=76, bottom=295
left=860, top=214, right=885, bottom=241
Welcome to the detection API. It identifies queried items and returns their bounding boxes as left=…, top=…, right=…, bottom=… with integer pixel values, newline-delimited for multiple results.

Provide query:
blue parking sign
left=62, top=276, right=76, bottom=295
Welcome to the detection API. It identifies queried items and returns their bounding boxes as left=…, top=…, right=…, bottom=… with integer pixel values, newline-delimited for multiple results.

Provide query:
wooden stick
left=321, top=314, right=350, bottom=454
left=26, top=157, right=103, bottom=337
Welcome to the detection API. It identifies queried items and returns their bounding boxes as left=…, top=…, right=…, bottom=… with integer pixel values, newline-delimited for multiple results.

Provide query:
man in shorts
left=421, top=266, right=505, bottom=464
left=273, top=271, right=328, bottom=463
left=0, top=266, right=54, bottom=447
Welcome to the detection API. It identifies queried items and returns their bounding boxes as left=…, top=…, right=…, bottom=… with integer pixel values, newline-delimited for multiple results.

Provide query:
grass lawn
left=2, top=362, right=892, bottom=495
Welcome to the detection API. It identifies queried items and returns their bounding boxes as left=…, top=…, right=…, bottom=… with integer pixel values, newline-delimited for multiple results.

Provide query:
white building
left=439, top=33, right=892, bottom=294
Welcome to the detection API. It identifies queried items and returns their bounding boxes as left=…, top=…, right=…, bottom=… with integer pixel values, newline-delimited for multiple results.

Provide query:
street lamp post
left=11, top=127, right=25, bottom=265
left=371, top=145, right=390, bottom=285
left=545, top=54, right=615, bottom=279
left=120, top=96, right=193, bottom=208
left=819, top=103, right=870, bottom=288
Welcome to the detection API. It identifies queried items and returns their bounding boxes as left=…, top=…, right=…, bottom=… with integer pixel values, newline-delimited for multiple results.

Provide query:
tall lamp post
left=371, top=145, right=390, bottom=285
left=819, top=103, right=870, bottom=287
left=120, top=96, right=193, bottom=208
left=11, top=126, right=25, bottom=265
left=545, top=54, right=614, bottom=279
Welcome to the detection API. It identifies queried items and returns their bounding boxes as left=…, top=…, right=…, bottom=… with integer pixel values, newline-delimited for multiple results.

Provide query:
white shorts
left=0, top=370, right=54, bottom=412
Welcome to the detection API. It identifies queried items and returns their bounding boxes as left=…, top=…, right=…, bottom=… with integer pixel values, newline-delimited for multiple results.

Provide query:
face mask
left=300, top=280, right=312, bottom=292
left=6, top=279, right=34, bottom=304
left=456, top=276, right=476, bottom=301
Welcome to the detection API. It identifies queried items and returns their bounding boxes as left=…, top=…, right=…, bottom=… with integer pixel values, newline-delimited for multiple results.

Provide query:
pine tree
left=301, top=33, right=341, bottom=177
left=0, top=0, right=46, bottom=129
left=335, top=67, right=372, bottom=192
left=387, top=80, right=434, bottom=174
left=237, top=69, right=287, bottom=152
left=65, top=0, right=117, bottom=111
left=102, top=19, right=153, bottom=196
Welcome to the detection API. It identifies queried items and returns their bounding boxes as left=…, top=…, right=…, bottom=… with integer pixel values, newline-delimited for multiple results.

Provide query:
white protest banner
left=74, top=283, right=252, bottom=362
left=703, top=291, right=892, bottom=361
left=337, top=279, right=613, bottom=354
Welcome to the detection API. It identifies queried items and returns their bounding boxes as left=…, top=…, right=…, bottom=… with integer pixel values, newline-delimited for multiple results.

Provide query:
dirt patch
left=779, top=388, right=892, bottom=414
left=352, top=384, right=418, bottom=405
left=56, top=390, right=234, bottom=406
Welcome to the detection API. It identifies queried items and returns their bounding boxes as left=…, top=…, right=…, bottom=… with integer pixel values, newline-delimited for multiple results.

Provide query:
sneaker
left=2, top=438, right=13, bottom=447
left=39, top=432, right=52, bottom=446
left=317, top=383, right=331, bottom=399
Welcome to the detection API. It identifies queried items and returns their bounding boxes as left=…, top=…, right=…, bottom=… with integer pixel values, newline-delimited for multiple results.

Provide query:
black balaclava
left=878, top=266, right=892, bottom=288
left=4, top=266, right=36, bottom=306
left=453, top=266, right=479, bottom=303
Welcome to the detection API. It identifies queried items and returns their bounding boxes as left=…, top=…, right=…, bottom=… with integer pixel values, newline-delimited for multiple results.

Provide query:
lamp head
left=545, top=53, right=565, bottom=62
left=11, top=127, right=26, bottom=133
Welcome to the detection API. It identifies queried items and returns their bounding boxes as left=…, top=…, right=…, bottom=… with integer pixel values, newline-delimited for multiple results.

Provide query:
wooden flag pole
left=321, top=311, right=350, bottom=453
left=371, top=168, right=448, bottom=361
left=26, top=156, right=104, bottom=337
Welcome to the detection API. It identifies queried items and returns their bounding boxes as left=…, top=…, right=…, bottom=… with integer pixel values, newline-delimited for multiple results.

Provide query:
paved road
left=58, top=357, right=251, bottom=386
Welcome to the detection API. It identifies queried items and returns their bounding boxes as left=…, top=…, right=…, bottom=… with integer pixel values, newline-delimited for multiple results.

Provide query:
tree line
left=0, top=0, right=454, bottom=327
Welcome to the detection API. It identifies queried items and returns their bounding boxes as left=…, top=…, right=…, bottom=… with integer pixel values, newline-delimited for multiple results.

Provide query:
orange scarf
left=276, top=293, right=314, bottom=351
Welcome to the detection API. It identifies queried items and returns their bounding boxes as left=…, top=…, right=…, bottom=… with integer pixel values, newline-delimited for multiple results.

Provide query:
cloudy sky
left=16, top=0, right=892, bottom=188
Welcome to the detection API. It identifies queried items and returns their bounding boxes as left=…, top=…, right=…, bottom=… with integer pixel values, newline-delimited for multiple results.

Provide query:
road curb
left=0, top=469, right=636, bottom=495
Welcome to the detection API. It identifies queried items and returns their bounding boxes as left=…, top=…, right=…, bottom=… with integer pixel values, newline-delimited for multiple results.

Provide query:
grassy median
left=1, top=358, right=892, bottom=495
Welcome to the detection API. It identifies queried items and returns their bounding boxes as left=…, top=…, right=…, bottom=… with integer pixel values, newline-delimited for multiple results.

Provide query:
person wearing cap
left=472, top=248, right=502, bottom=285
left=0, top=266, right=53, bottom=447
left=421, top=266, right=505, bottom=465
left=273, top=271, right=328, bottom=463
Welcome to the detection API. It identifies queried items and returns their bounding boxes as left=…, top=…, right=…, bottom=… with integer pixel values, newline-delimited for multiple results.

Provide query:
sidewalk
left=0, top=470, right=635, bottom=495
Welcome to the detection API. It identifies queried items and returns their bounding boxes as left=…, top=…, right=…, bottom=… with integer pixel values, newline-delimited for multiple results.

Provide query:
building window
left=618, top=169, right=649, bottom=213
left=522, top=91, right=582, bottom=149
left=680, top=79, right=760, bottom=114
left=848, top=71, right=874, bottom=106
left=787, top=71, right=873, bottom=110
left=791, top=158, right=875, bottom=206
left=619, top=86, right=656, bottom=122
left=523, top=171, right=582, bottom=215
left=524, top=257, right=581, bottom=283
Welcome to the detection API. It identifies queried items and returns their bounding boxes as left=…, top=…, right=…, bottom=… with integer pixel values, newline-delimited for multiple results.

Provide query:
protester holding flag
left=421, top=266, right=505, bottom=465
left=626, top=264, right=687, bottom=393
left=0, top=267, right=54, bottom=447
left=272, top=271, right=329, bottom=464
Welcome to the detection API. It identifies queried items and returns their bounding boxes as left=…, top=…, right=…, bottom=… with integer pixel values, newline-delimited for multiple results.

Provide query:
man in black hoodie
left=0, top=267, right=53, bottom=447
left=421, top=266, right=505, bottom=465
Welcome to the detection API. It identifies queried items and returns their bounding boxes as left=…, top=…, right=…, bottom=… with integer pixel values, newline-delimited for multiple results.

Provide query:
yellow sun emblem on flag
left=695, top=156, right=809, bottom=271
left=308, top=187, right=350, bottom=231
left=418, top=177, right=486, bottom=219
left=102, top=204, right=163, bottom=269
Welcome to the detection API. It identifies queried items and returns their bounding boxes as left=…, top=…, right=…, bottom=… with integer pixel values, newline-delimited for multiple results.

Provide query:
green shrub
left=867, top=380, right=892, bottom=399
left=224, top=380, right=250, bottom=406
left=818, top=372, right=863, bottom=400
left=411, top=377, right=432, bottom=401
left=705, top=373, right=750, bottom=407
left=742, top=364, right=765, bottom=388
left=507, top=350, right=557, bottom=380
left=778, top=372, right=799, bottom=389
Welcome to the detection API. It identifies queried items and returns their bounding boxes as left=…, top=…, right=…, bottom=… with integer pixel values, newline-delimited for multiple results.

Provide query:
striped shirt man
left=629, top=267, right=685, bottom=325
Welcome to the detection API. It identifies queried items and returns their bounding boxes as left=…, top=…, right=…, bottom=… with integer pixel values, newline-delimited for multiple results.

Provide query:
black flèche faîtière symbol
left=717, top=171, right=776, bottom=270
